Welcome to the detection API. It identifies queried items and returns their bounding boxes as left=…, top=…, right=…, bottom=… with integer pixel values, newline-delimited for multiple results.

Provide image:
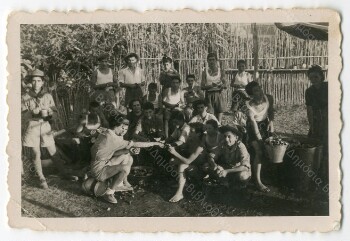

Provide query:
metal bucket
left=284, top=139, right=323, bottom=192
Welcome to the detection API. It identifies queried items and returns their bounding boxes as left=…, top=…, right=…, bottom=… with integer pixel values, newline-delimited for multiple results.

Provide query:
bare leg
left=46, top=145, right=71, bottom=176
left=123, top=155, right=133, bottom=187
left=31, top=146, right=47, bottom=188
left=251, top=141, right=270, bottom=192
left=169, top=163, right=188, bottom=202
left=217, top=112, right=223, bottom=124
left=164, top=119, right=169, bottom=139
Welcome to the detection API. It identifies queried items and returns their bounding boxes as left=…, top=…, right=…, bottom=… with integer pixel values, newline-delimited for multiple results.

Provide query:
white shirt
left=189, top=112, right=220, bottom=125
left=234, top=71, right=252, bottom=88
left=118, top=66, right=145, bottom=85
left=96, top=68, right=113, bottom=85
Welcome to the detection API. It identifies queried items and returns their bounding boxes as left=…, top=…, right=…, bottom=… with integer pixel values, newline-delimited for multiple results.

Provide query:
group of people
left=21, top=52, right=328, bottom=205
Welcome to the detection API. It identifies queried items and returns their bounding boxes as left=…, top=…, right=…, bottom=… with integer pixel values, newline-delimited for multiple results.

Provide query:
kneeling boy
left=90, top=115, right=163, bottom=204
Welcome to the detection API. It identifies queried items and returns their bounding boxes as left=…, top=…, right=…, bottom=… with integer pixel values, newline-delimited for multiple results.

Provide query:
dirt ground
left=21, top=105, right=329, bottom=217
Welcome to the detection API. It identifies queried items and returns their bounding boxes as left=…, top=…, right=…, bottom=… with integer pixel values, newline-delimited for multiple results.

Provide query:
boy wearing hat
left=21, top=69, right=67, bottom=189
left=214, top=125, right=251, bottom=186
left=118, top=53, right=146, bottom=108
left=91, top=53, right=119, bottom=107
left=90, top=115, right=163, bottom=204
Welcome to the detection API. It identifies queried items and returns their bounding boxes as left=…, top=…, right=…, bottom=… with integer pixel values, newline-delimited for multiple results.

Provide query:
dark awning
left=275, top=23, right=328, bottom=41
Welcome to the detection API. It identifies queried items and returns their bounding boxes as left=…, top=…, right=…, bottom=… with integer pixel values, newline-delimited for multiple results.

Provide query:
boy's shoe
left=40, top=179, right=49, bottom=189
left=103, top=194, right=118, bottom=204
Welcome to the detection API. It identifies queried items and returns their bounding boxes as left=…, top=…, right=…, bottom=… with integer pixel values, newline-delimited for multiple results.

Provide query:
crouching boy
left=215, top=125, right=251, bottom=187
left=90, top=115, right=163, bottom=204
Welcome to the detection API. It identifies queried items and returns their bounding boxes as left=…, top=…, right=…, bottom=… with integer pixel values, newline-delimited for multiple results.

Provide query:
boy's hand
left=130, top=147, right=140, bottom=155
left=167, top=146, right=176, bottom=154
left=47, top=107, right=54, bottom=116
left=155, top=142, right=165, bottom=148
left=218, top=169, right=227, bottom=178
left=32, top=107, right=41, bottom=115
left=126, top=141, right=134, bottom=150
left=267, top=122, right=274, bottom=133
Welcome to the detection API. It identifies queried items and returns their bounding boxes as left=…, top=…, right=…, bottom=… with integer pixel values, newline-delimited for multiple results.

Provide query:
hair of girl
left=142, top=101, right=154, bottom=111
left=128, top=98, right=142, bottom=109
left=206, top=119, right=219, bottom=130
left=307, top=65, right=325, bottom=81
left=245, top=81, right=260, bottom=96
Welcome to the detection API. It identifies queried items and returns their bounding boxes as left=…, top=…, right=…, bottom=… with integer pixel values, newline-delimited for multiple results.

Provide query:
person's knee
left=178, top=163, right=189, bottom=172
left=46, top=145, right=57, bottom=156
left=238, top=171, right=251, bottom=182
left=31, top=147, right=41, bottom=158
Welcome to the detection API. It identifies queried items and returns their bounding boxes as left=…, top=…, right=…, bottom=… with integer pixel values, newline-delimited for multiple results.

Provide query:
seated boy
left=143, top=83, right=161, bottom=114
left=214, top=125, right=251, bottom=187
left=125, top=99, right=143, bottom=140
left=90, top=115, right=163, bottom=204
left=165, top=110, right=191, bottom=147
left=74, top=112, right=105, bottom=168
left=183, top=74, right=204, bottom=121
left=166, top=122, right=206, bottom=202
left=162, top=76, right=186, bottom=138
left=133, top=102, right=164, bottom=141
left=88, top=101, right=109, bottom=128
left=189, top=99, right=220, bottom=125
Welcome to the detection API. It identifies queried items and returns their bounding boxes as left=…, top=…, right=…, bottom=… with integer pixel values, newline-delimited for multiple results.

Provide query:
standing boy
left=91, top=53, right=119, bottom=108
left=22, top=69, right=68, bottom=189
left=118, top=53, right=146, bottom=108
left=201, top=53, right=227, bottom=123
left=230, top=59, right=252, bottom=112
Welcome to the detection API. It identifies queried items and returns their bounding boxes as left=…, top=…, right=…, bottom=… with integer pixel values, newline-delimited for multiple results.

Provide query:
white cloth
left=234, top=71, right=252, bottom=89
left=163, top=88, right=185, bottom=106
left=189, top=112, right=220, bottom=125
left=246, top=95, right=269, bottom=122
left=204, top=65, right=223, bottom=92
left=118, top=66, right=144, bottom=84
left=96, top=68, right=113, bottom=85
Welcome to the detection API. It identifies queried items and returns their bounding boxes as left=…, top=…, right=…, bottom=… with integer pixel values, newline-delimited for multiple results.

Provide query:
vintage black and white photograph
left=7, top=10, right=341, bottom=232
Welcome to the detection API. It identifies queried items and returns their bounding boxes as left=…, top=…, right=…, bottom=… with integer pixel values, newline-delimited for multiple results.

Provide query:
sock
left=105, top=188, right=115, bottom=195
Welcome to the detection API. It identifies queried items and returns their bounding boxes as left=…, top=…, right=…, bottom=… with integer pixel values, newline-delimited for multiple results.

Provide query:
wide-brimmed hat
left=97, top=53, right=109, bottom=62
left=219, top=125, right=242, bottom=139
left=124, top=53, right=139, bottom=62
left=27, top=69, right=45, bottom=77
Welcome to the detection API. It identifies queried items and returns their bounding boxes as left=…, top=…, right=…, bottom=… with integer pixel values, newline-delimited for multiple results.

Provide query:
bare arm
left=307, top=106, right=314, bottom=132
left=248, top=109, right=262, bottom=140
left=225, top=165, right=249, bottom=174
left=201, top=70, right=212, bottom=90
left=113, top=149, right=130, bottom=156
left=91, top=70, right=98, bottom=88
left=132, top=141, right=163, bottom=148
left=220, top=68, right=227, bottom=89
